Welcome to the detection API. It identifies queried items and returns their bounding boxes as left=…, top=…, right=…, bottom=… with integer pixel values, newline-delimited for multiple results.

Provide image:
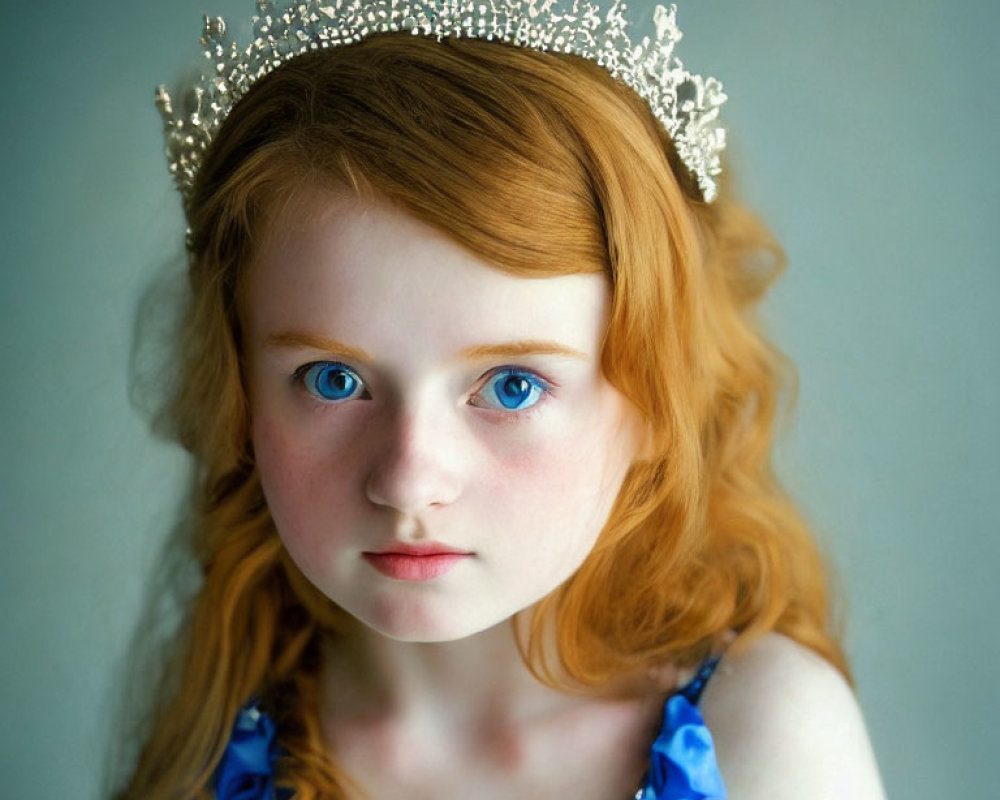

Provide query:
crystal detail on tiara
left=156, top=0, right=727, bottom=202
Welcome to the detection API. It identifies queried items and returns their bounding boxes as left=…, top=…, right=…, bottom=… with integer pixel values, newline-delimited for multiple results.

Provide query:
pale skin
left=243, top=188, right=886, bottom=799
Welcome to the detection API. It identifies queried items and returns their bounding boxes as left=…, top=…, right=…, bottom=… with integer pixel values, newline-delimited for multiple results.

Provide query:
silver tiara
left=156, top=0, right=727, bottom=202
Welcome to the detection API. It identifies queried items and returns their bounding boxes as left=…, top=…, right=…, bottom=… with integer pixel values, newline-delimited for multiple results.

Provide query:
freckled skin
left=244, top=190, right=639, bottom=643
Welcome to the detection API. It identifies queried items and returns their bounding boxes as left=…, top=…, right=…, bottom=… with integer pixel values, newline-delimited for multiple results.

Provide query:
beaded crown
left=156, top=0, right=727, bottom=202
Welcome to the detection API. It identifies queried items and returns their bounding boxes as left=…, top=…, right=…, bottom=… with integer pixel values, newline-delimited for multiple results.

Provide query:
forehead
left=243, top=189, right=610, bottom=362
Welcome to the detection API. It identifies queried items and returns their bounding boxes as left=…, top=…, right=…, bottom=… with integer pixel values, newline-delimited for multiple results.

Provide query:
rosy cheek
left=531, top=408, right=632, bottom=526
left=253, top=417, right=356, bottom=565
left=485, top=426, right=613, bottom=517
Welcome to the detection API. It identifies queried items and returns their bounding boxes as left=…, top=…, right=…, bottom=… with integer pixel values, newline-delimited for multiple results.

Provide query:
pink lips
left=362, top=542, right=472, bottom=581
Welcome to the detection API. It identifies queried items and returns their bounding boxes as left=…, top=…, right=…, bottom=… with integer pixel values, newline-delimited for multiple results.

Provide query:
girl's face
left=244, top=190, right=640, bottom=642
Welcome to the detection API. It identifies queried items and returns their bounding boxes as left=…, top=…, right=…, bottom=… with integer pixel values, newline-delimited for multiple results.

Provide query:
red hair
left=118, top=34, right=844, bottom=799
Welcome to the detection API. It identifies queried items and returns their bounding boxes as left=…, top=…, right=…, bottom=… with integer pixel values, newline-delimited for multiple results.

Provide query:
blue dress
left=213, top=658, right=726, bottom=800
left=633, top=656, right=726, bottom=799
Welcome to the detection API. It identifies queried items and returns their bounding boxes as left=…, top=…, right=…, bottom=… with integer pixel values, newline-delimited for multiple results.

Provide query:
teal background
left=1, top=0, right=997, bottom=797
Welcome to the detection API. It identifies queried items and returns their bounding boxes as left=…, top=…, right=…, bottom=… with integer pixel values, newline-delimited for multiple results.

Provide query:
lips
left=362, top=542, right=472, bottom=581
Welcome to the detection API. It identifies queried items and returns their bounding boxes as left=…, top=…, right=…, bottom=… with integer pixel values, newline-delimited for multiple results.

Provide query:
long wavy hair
left=118, top=33, right=845, bottom=799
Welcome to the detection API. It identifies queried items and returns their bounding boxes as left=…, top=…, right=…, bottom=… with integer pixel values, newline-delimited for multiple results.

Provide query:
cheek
left=252, top=414, right=360, bottom=563
left=480, top=410, right=633, bottom=551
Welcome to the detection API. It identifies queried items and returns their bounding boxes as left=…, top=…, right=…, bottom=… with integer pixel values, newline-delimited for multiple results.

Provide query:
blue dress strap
left=634, top=654, right=727, bottom=800
left=677, top=655, right=723, bottom=706
left=212, top=701, right=288, bottom=800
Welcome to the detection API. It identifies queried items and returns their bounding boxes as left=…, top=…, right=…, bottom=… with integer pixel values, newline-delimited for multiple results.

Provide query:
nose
left=364, top=403, right=464, bottom=514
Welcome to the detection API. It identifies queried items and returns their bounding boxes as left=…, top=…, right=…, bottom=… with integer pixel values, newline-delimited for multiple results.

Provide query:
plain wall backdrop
left=1, top=0, right=997, bottom=797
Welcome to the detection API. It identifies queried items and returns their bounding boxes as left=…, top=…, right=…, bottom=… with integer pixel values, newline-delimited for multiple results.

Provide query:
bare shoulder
left=700, top=633, right=886, bottom=800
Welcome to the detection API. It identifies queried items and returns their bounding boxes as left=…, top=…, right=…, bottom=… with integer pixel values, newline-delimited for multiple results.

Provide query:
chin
left=379, top=626, right=487, bottom=644
left=358, top=599, right=509, bottom=644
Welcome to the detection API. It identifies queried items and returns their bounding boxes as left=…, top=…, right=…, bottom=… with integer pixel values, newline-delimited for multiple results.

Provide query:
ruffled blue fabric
left=214, top=704, right=279, bottom=800
left=635, top=692, right=726, bottom=799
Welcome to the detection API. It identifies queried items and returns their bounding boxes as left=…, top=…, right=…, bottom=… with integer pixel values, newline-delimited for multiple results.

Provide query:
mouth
left=362, top=542, right=473, bottom=581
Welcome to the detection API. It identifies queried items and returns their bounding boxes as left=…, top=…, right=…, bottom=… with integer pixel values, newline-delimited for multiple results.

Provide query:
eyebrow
left=264, top=332, right=371, bottom=362
left=457, top=340, right=588, bottom=361
left=265, top=333, right=587, bottom=363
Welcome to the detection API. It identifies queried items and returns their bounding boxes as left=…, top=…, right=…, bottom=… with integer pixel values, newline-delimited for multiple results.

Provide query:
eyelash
left=290, top=361, right=554, bottom=416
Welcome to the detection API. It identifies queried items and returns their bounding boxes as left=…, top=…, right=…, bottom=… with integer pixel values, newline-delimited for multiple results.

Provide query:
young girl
left=120, top=1, right=885, bottom=797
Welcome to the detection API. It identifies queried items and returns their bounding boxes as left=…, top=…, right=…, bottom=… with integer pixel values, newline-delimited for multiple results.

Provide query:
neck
left=321, top=613, right=569, bottom=729
left=316, top=614, right=677, bottom=795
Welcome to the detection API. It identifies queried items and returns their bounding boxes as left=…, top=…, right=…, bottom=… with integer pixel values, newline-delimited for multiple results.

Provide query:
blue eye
left=298, top=362, right=365, bottom=403
left=476, top=369, right=549, bottom=411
